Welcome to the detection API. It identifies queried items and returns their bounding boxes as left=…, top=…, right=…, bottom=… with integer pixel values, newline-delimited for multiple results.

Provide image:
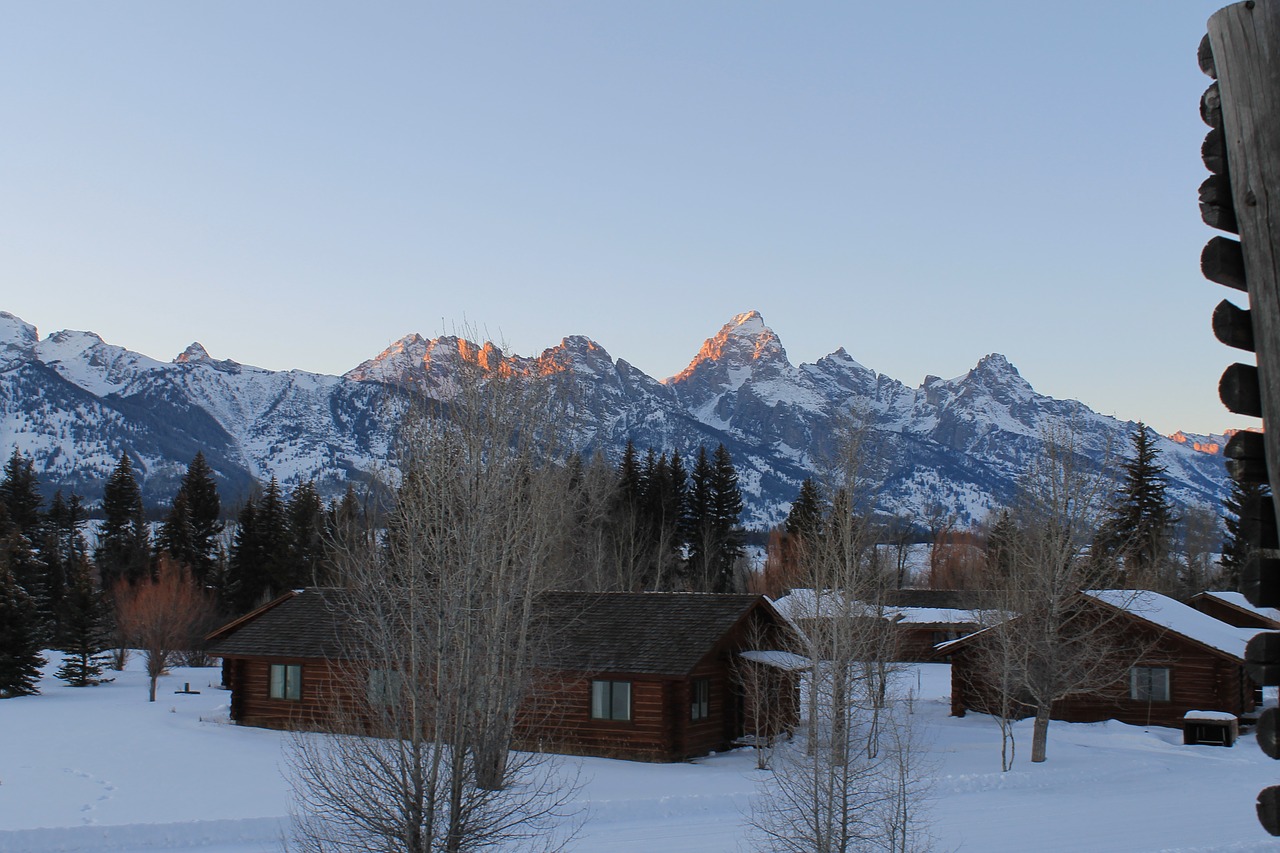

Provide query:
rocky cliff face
left=0, top=309, right=1228, bottom=527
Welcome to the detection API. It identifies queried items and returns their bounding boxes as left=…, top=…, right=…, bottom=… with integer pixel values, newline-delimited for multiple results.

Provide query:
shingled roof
left=207, top=589, right=349, bottom=659
left=208, top=589, right=774, bottom=678
left=537, top=591, right=767, bottom=676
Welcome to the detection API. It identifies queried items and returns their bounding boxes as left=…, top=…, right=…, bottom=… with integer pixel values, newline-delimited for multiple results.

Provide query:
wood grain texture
left=1209, top=0, right=1280, bottom=537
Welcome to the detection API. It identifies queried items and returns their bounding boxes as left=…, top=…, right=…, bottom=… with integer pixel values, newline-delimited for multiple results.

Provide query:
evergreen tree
left=0, top=450, right=54, bottom=631
left=1094, top=423, right=1178, bottom=590
left=0, top=561, right=46, bottom=697
left=54, top=552, right=112, bottom=687
left=179, top=452, right=224, bottom=585
left=226, top=499, right=263, bottom=613
left=1221, top=477, right=1268, bottom=590
left=709, top=444, right=745, bottom=592
left=668, top=449, right=689, bottom=524
left=95, top=452, right=150, bottom=588
left=0, top=449, right=44, bottom=537
left=617, top=441, right=641, bottom=508
left=226, top=478, right=291, bottom=613
left=156, top=489, right=197, bottom=571
left=37, top=491, right=89, bottom=638
left=685, top=446, right=716, bottom=590
left=784, top=478, right=826, bottom=542
left=288, top=480, right=326, bottom=588
left=0, top=522, right=50, bottom=640
left=985, top=508, right=1017, bottom=583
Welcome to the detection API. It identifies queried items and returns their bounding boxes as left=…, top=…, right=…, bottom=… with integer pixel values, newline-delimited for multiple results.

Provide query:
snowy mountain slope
left=0, top=309, right=1229, bottom=527
left=0, top=312, right=408, bottom=505
left=660, top=312, right=1227, bottom=524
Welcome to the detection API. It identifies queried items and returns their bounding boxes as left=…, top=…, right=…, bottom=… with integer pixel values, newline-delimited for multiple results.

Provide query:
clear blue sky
left=0, top=1, right=1247, bottom=436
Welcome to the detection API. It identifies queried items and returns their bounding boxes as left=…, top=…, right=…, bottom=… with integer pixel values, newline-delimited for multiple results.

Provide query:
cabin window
left=367, top=669, right=403, bottom=706
left=591, top=680, right=631, bottom=721
left=1130, top=666, right=1170, bottom=702
left=269, top=663, right=302, bottom=701
left=692, top=678, right=710, bottom=721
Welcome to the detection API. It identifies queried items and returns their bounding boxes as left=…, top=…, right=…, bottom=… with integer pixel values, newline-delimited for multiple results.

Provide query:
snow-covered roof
left=738, top=650, right=811, bottom=671
left=1199, top=590, right=1280, bottom=625
left=771, top=589, right=873, bottom=621
left=892, top=607, right=992, bottom=626
left=1084, top=590, right=1261, bottom=660
left=772, top=589, right=990, bottom=627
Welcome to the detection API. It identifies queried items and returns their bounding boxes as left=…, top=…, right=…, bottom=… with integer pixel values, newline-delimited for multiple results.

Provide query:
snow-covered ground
left=3, top=657, right=1279, bottom=852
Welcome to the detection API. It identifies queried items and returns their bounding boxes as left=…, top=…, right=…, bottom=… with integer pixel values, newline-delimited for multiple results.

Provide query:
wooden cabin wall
left=227, top=656, right=357, bottom=731
left=949, top=621, right=1260, bottom=729
left=516, top=671, right=678, bottom=761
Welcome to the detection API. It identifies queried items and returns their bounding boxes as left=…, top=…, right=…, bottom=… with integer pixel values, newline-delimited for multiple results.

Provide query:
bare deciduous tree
left=114, top=556, right=218, bottom=701
left=753, top=414, right=930, bottom=853
left=287, top=340, right=580, bottom=853
left=964, top=425, right=1140, bottom=764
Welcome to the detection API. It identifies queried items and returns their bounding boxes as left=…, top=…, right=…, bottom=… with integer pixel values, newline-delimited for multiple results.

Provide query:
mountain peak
left=175, top=342, right=211, bottom=363
left=668, top=311, right=789, bottom=385
left=726, top=310, right=768, bottom=337
left=975, top=353, right=1017, bottom=374
left=0, top=311, right=38, bottom=349
left=0, top=311, right=39, bottom=370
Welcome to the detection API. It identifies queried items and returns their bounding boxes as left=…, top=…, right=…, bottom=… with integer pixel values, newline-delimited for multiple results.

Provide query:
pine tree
left=0, top=449, right=44, bottom=537
left=617, top=441, right=641, bottom=508
left=180, top=452, right=223, bottom=586
left=288, top=480, right=326, bottom=588
left=37, top=491, right=89, bottom=639
left=322, top=485, right=369, bottom=585
left=0, top=522, right=50, bottom=641
left=985, top=508, right=1017, bottom=583
left=1094, top=423, right=1178, bottom=590
left=1221, top=477, right=1268, bottom=590
left=54, top=552, right=112, bottom=687
left=226, top=478, right=292, bottom=613
left=0, top=450, right=54, bottom=631
left=0, top=561, right=46, bottom=697
left=709, top=444, right=745, bottom=592
left=156, top=489, right=197, bottom=570
left=685, top=446, right=716, bottom=591
left=226, top=499, right=263, bottom=613
left=95, top=452, right=151, bottom=588
left=784, top=478, right=825, bottom=542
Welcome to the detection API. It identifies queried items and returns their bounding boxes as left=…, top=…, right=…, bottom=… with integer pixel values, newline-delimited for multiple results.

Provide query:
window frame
left=269, top=663, right=302, bottom=701
left=691, top=678, right=710, bottom=721
left=1129, top=666, right=1171, bottom=702
left=590, top=679, right=632, bottom=721
left=366, top=668, right=404, bottom=707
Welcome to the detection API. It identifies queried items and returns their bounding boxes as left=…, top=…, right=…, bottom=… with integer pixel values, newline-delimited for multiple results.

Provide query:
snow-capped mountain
left=0, top=309, right=1228, bottom=528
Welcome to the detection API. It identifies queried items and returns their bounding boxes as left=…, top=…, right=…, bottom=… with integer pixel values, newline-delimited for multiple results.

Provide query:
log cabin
left=943, top=590, right=1263, bottom=730
left=207, top=589, right=803, bottom=763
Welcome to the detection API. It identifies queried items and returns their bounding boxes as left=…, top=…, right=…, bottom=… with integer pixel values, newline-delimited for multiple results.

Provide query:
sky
left=0, top=1, right=1250, bottom=436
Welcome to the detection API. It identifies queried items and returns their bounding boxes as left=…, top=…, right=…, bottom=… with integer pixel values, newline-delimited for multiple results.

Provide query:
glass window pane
left=591, top=680, right=609, bottom=719
left=612, top=681, right=631, bottom=720
left=286, top=665, right=302, bottom=700
left=270, top=664, right=285, bottom=699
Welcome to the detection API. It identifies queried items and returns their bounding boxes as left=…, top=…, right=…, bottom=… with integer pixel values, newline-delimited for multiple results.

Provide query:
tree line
left=0, top=429, right=748, bottom=700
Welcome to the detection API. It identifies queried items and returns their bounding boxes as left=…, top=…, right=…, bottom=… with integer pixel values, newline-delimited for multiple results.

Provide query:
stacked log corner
left=1204, top=0, right=1280, bottom=835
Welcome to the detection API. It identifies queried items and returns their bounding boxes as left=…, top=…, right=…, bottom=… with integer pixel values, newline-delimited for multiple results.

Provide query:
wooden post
left=1208, top=0, right=1280, bottom=539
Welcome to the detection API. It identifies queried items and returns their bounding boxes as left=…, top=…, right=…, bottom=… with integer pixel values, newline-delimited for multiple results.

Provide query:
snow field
left=2, top=657, right=1279, bottom=852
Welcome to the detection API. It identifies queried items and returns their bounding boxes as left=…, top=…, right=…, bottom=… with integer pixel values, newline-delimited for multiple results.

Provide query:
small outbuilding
left=208, top=589, right=802, bottom=763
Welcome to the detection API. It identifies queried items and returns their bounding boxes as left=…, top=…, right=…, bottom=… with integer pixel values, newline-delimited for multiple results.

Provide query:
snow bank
left=0, top=818, right=287, bottom=852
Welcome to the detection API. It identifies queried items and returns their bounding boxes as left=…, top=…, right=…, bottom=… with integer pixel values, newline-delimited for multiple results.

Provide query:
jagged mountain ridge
left=0, top=309, right=1228, bottom=527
